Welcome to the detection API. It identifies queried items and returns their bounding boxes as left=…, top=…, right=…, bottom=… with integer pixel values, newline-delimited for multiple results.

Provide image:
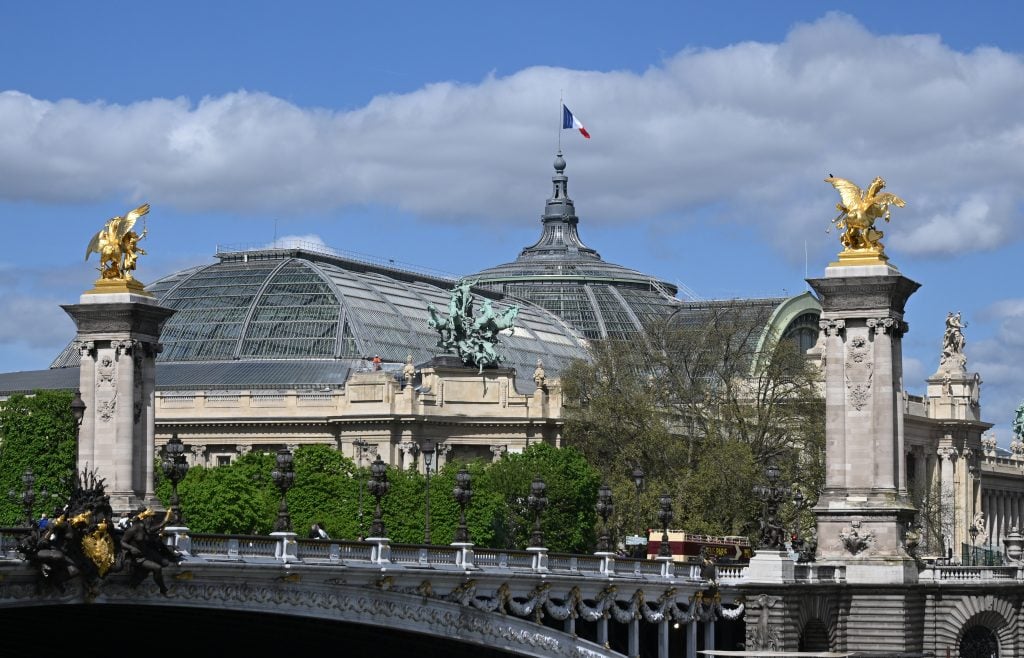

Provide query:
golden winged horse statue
left=85, top=203, right=150, bottom=282
left=825, top=176, right=905, bottom=258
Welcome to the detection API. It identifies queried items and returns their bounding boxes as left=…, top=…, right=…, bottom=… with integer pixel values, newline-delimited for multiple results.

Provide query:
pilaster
left=62, top=292, right=175, bottom=515
left=808, top=265, right=920, bottom=582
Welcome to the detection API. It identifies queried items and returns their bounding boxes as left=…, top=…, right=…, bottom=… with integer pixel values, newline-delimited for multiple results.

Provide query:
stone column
left=938, top=447, right=957, bottom=555
left=808, top=264, right=920, bottom=583
left=62, top=291, right=175, bottom=515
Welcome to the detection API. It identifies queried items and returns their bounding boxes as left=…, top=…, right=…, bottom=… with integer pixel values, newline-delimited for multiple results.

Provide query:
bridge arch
left=934, top=594, right=1018, bottom=657
left=0, top=566, right=646, bottom=658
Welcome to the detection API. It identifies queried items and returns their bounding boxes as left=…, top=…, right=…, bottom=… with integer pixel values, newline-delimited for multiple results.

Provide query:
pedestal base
left=84, top=277, right=152, bottom=296
left=745, top=550, right=795, bottom=583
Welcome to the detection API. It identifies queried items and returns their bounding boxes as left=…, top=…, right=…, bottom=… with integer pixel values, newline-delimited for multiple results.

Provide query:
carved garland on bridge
left=0, top=570, right=745, bottom=658
left=376, top=576, right=741, bottom=625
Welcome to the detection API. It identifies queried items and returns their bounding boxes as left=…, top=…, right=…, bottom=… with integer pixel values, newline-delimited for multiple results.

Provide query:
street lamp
left=353, top=439, right=369, bottom=538
left=8, top=469, right=44, bottom=527
left=160, top=434, right=189, bottom=524
left=70, top=389, right=86, bottom=476
left=752, top=462, right=791, bottom=551
left=527, top=475, right=548, bottom=548
left=790, top=487, right=807, bottom=558
left=596, top=484, right=614, bottom=552
left=367, top=455, right=390, bottom=538
left=631, top=465, right=645, bottom=557
left=422, top=440, right=436, bottom=544
left=270, top=448, right=295, bottom=532
left=453, top=466, right=472, bottom=543
left=657, top=493, right=674, bottom=558
left=969, top=523, right=979, bottom=566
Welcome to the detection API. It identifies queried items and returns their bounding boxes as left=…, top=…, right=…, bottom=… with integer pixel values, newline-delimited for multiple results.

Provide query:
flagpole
left=558, top=91, right=563, bottom=152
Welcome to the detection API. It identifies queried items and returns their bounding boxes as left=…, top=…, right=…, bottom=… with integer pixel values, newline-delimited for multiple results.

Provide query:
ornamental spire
left=517, top=152, right=600, bottom=262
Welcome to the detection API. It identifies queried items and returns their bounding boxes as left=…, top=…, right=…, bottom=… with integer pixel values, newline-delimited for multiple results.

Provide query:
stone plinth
left=62, top=291, right=175, bottom=515
left=808, top=265, right=920, bottom=581
left=745, top=550, right=795, bottom=583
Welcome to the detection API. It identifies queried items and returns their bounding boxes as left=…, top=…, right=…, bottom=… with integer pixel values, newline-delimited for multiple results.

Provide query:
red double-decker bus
left=645, top=531, right=753, bottom=564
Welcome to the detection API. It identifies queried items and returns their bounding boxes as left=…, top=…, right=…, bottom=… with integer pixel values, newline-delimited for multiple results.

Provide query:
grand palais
left=0, top=152, right=1019, bottom=560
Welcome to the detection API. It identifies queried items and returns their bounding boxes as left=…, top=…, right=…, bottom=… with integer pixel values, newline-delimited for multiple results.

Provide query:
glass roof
left=50, top=247, right=591, bottom=390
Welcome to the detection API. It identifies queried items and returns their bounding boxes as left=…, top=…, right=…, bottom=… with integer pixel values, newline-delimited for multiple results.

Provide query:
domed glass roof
left=50, top=246, right=590, bottom=390
left=470, top=153, right=682, bottom=340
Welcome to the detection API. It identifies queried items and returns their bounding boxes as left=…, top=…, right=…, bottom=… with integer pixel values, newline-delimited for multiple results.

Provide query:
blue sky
left=2, top=2, right=1024, bottom=440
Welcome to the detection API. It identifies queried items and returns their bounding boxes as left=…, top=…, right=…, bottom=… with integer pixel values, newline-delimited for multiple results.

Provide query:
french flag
left=562, top=104, right=590, bottom=139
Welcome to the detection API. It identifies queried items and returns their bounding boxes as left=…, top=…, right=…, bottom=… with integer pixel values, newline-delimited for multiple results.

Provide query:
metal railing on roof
left=215, top=241, right=461, bottom=283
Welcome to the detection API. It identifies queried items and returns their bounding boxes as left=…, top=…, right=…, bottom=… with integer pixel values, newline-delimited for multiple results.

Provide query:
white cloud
left=969, top=298, right=1024, bottom=444
left=0, top=13, right=1023, bottom=259
left=0, top=296, right=75, bottom=350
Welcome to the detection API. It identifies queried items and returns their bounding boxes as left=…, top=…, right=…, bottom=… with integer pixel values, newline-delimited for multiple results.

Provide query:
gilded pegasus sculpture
left=825, top=176, right=905, bottom=258
left=85, top=203, right=150, bottom=281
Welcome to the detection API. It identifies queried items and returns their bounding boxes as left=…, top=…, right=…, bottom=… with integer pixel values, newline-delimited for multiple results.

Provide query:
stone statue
left=533, top=358, right=546, bottom=389
left=970, top=512, right=988, bottom=546
left=940, top=311, right=967, bottom=369
left=1012, top=402, right=1024, bottom=440
left=825, top=176, right=905, bottom=256
left=839, top=520, right=874, bottom=555
left=427, top=281, right=519, bottom=373
left=85, top=203, right=150, bottom=280
left=403, top=354, right=416, bottom=386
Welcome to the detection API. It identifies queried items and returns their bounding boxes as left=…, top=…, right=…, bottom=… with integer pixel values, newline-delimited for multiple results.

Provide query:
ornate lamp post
left=790, top=488, right=808, bottom=559
left=527, top=475, right=548, bottom=548
left=596, top=483, right=614, bottom=552
left=70, top=389, right=86, bottom=435
left=969, top=523, right=979, bottom=566
left=453, top=466, right=472, bottom=543
left=631, top=465, right=646, bottom=557
left=353, top=438, right=369, bottom=537
left=752, top=462, right=790, bottom=551
left=160, top=434, right=189, bottom=524
left=657, top=492, right=674, bottom=558
left=422, top=440, right=436, bottom=544
left=271, top=448, right=295, bottom=532
left=8, top=469, right=43, bottom=527
left=367, top=455, right=390, bottom=538
left=70, top=389, right=86, bottom=479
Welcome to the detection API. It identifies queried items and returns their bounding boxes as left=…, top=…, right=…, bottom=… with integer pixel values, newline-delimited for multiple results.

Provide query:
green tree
left=477, top=443, right=600, bottom=553
left=0, top=390, right=78, bottom=525
left=157, top=451, right=278, bottom=534
left=562, top=306, right=825, bottom=546
left=159, top=443, right=599, bottom=550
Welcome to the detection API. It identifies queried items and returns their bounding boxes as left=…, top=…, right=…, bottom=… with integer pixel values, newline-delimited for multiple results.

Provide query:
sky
left=2, top=1, right=1023, bottom=441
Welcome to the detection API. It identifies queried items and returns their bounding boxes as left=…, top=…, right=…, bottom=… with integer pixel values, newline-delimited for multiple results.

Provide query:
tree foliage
left=561, top=306, right=825, bottom=546
left=0, top=390, right=78, bottom=525
left=154, top=443, right=598, bottom=551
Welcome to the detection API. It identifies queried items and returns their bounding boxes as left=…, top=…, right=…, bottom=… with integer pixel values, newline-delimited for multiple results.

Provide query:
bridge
left=0, top=527, right=744, bottom=657
left=3, top=526, right=1022, bottom=657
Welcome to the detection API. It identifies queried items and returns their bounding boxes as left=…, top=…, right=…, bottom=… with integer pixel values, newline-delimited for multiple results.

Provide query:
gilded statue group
left=427, top=279, right=519, bottom=373
left=85, top=203, right=150, bottom=280
left=16, top=468, right=181, bottom=597
left=825, top=175, right=905, bottom=256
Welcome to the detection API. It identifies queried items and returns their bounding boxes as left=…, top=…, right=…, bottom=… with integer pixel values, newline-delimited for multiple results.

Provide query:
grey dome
left=50, top=246, right=591, bottom=390
left=470, top=153, right=682, bottom=340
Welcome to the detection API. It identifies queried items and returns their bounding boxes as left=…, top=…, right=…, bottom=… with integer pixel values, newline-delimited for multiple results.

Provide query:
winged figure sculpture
left=825, top=176, right=905, bottom=254
left=85, top=203, right=150, bottom=280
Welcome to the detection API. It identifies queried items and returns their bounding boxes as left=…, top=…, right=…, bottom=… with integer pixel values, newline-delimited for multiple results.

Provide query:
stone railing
left=919, top=564, right=1022, bottom=581
left=137, top=528, right=749, bottom=583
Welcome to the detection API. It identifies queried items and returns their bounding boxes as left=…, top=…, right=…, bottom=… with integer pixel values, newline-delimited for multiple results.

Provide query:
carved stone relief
left=96, top=353, right=117, bottom=423
left=845, top=334, right=873, bottom=411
